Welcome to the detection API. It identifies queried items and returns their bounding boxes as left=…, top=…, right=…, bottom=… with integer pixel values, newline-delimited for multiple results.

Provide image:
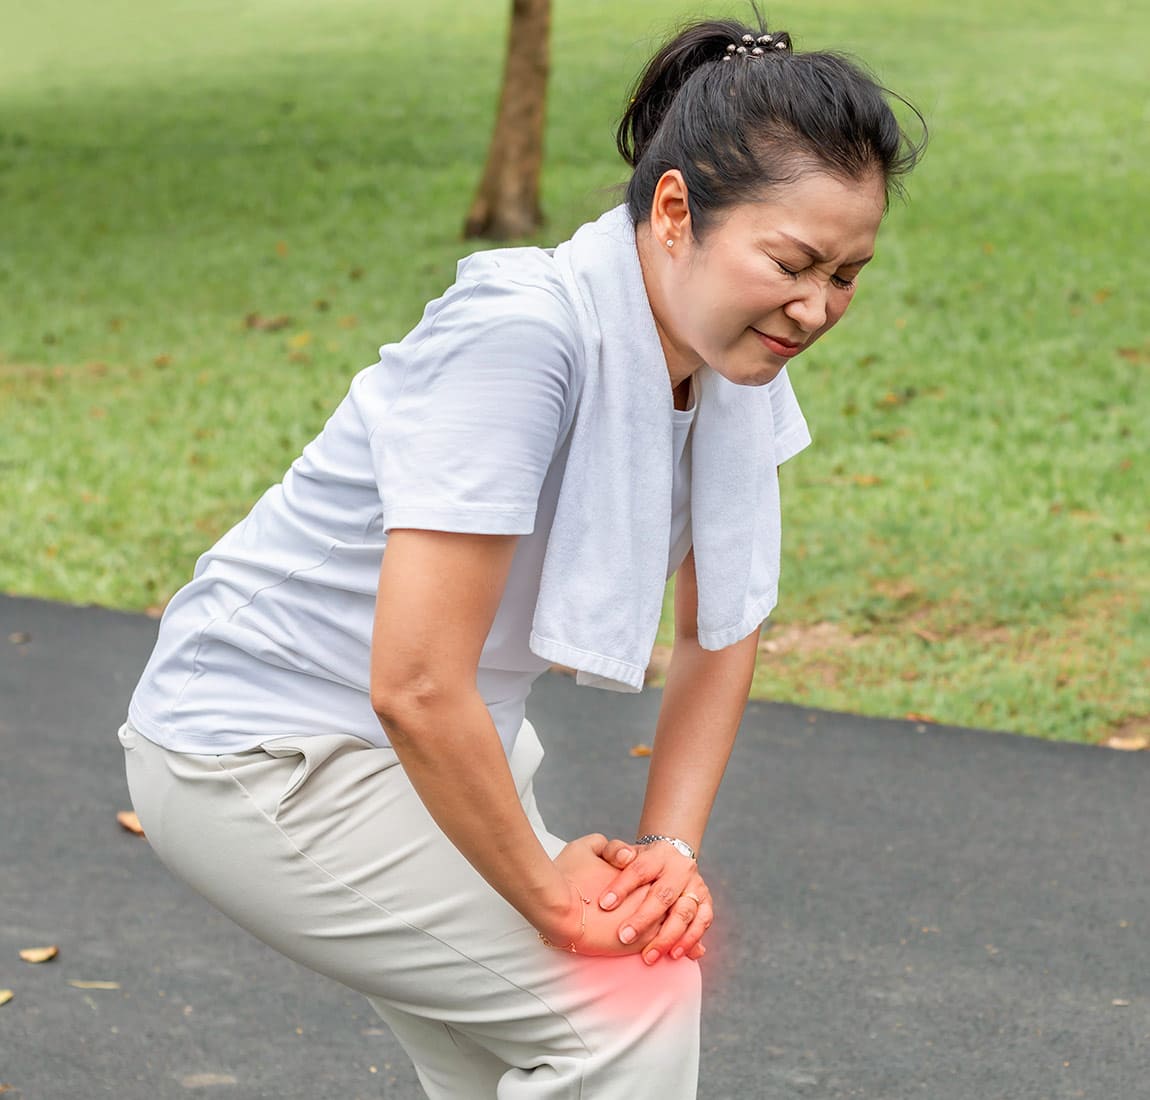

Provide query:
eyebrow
left=778, top=231, right=873, bottom=267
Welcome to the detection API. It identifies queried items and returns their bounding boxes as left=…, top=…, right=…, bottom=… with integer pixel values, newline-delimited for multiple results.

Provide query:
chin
left=730, top=365, right=785, bottom=388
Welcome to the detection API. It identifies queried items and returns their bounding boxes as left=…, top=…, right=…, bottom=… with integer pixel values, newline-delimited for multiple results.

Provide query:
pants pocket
left=247, top=732, right=384, bottom=821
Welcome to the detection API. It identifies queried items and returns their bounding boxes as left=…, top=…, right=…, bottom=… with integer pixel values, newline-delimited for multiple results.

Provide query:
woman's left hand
left=598, top=838, right=712, bottom=964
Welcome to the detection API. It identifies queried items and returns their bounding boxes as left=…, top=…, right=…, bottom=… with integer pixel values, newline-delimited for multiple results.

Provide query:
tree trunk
left=464, top=0, right=551, bottom=240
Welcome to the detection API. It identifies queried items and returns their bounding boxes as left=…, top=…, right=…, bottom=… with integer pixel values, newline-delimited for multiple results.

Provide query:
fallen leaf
left=287, top=331, right=312, bottom=350
left=153, top=354, right=172, bottom=368
left=67, top=980, right=120, bottom=990
left=1117, top=346, right=1147, bottom=363
left=117, top=810, right=146, bottom=836
left=8, top=632, right=30, bottom=644
left=853, top=474, right=882, bottom=487
left=337, top=315, right=358, bottom=329
left=0, top=1082, right=14, bottom=1093
left=1104, top=735, right=1149, bottom=752
left=629, top=744, right=653, bottom=757
left=275, top=240, right=289, bottom=257
left=179, top=1073, right=238, bottom=1087
left=906, top=712, right=939, bottom=724
left=0, top=991, right=14, bottom=1006
left=348, top=266, right=365, bottom=281
left=1092, top=287, right=1112, bottom=304
left=19, top=945, right=58, bottom=963
left=913, top=628, right=943, bottom=644
left=244, top=313, right=292, bottom=332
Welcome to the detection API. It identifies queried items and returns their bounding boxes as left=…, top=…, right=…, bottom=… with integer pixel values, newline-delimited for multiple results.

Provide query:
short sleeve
left=359, top=272, right=580, bottom=536
left=768, top=367, right=812, bottom=465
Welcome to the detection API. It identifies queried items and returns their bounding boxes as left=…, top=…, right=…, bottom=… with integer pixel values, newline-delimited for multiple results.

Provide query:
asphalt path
left=1, top=594, right=1146, bottom=1099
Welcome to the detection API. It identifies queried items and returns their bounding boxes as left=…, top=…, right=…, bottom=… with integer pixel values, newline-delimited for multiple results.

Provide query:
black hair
left=616, top=10, right=926, bottom=236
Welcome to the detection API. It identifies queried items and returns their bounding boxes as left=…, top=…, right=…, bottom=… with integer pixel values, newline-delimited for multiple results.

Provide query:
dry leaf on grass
left=244, top=312, right=293, bottom=332
left=906, top=712, right=939, bottom=724
left=117, top=810, right=145, bottom=836
left=19, top=945, right=58, bottom=963
left=0, top=990, right=13, bottom=1007
left=629, top=744, right=653, bottom=758
left=67, top=980, right=120, bottom=990
left=1104, top=735, right=1149, bottom=752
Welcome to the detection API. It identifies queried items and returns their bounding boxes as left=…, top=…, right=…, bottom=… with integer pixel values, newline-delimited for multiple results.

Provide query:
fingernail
left=671, top=946, right=684, bottom=960
left=618, top=847, right=634, bottom=863
left=644, top=949, right=660, bottom=965
left=601, top=892, right=617, bottom=910
left=620, top=926, right=636, bottom=944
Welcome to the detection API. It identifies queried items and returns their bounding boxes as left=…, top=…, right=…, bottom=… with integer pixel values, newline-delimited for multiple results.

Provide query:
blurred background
left=1, top=0, right=1146, bottom=744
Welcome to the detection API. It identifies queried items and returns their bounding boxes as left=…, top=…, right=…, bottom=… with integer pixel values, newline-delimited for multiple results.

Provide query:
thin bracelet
left=538, top=891, right=591, bottom=953
left=635, top=834, right=698, bottom=861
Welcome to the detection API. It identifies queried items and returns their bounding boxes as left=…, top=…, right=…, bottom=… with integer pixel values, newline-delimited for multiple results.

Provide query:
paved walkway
left=2, top=594, right=1146, bottom=1098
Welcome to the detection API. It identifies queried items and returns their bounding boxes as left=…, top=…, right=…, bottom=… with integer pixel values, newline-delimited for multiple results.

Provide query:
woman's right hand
left=542, top=834, right=652, bottom=956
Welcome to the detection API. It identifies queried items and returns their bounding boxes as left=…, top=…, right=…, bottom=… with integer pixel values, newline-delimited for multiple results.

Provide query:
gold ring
left=681, top=891, right=703, bottom=906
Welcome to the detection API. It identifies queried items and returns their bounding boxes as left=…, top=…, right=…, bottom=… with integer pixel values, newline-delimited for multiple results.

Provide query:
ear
left=648, top=170, right=692, bottom=248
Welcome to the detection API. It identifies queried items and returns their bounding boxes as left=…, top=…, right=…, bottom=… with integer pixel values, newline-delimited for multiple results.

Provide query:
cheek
left=818, top=291, right=855, bottom=336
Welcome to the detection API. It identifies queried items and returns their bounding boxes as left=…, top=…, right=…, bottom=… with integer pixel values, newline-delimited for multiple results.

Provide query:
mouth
left=751, top=328, right=805, bottom=358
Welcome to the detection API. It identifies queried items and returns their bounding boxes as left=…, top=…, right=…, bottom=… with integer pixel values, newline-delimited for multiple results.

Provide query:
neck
left=635, top=222, right=702, bottom=397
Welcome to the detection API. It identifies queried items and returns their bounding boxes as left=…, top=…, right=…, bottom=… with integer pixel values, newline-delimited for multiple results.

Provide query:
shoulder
left=445, top=246, right=580, bottom=351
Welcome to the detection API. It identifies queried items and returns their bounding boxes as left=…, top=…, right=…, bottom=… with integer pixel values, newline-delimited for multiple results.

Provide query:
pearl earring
left=666, top=239, right=674, bottom=248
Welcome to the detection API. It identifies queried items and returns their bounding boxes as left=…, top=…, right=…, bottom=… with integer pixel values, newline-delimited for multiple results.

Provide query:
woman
left=119, top=15, right=922, bottom=1099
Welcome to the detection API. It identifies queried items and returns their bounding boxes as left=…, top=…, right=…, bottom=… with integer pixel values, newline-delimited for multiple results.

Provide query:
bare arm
left=371, top=529, right=644, bottom=953
left=599, top=548, right=758, bottom=961
left=637, top=547, right=759, bottom=850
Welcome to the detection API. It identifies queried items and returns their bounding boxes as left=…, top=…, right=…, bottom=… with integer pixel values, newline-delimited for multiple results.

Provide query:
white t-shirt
left=128, top=253, right=809, bottom=755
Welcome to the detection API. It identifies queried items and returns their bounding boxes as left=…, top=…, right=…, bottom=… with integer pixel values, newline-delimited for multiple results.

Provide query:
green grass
left=2, top=0, right=1147, bottom=744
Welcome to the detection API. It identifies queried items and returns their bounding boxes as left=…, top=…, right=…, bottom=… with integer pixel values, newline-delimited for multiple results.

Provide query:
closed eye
left=778, top=259, right=856, bottom=291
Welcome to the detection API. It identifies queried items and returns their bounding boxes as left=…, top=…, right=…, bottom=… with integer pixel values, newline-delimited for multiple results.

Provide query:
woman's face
left=646, top=170, right=887, bottom=388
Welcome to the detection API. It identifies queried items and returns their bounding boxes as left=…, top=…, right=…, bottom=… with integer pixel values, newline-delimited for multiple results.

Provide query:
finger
left=616, top=874, right=690, bottom=945
left=579, top=832, right=608, bottom=856
left=598, top=850, right=663, bottom=910
left=668, top=898, right=714, bottom=960
left=601, top=837, right=636, bottom=869
left=637, top=893, right=703, bottom=965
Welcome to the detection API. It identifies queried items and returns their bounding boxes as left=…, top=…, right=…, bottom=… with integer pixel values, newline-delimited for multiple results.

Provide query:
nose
left=784, top=279, right=829, bottom=335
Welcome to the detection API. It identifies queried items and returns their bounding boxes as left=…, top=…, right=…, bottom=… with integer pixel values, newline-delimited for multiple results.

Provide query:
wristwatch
left=635, top=834, right=698, bottom=861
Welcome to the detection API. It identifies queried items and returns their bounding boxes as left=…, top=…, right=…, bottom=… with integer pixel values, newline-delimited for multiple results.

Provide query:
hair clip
left=724, top=32, right=788, bottom=62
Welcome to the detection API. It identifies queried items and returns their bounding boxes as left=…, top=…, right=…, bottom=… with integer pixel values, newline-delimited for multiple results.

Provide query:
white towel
left=528, top=205, right=789, bottom=692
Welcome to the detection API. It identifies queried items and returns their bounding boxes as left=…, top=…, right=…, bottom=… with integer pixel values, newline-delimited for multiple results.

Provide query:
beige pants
left=119, top=719, right=701, bottom=1099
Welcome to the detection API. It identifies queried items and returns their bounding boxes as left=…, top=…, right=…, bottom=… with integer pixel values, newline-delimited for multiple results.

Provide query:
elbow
left=370, top=667, right=473, bottom=742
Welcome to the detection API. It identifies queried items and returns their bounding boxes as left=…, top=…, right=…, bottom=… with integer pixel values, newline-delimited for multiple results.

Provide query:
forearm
left=637, top=631, right=758, bottom=851
left=377, top=691, right=572, bottom=937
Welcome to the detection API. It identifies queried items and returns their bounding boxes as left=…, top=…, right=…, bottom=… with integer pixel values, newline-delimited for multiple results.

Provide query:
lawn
left=2, top=0, right=1147, bottom=743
